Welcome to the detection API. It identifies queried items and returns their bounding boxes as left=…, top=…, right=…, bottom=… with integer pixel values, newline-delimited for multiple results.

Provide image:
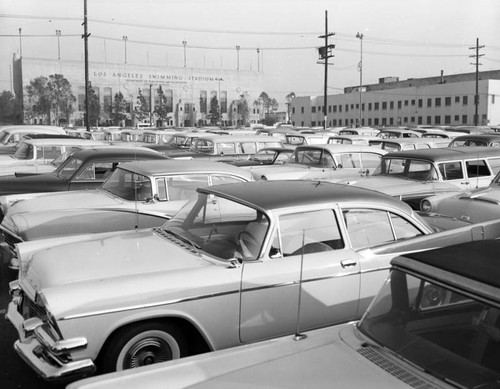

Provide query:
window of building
left=339, top=105, right=342, bottom=112
left=374, top=118, right=379, bottom=126
left=404, top=100, right=409, bottom=106
left=355, top=103, right=359, bottom=109
left=427, top=98, right=432, bottom=107
left=445, top=115, right=451, bottom=124
left=374, top=102, right=379, bottom=110
left=403, top=117, right=408, bottom=123
left=292, top=107, right=295, bottom=114
left=301, top=107, right=304, bottom=114
left=418, top=99, right=423, bottom=108
left=455, top=96, right=460, bottom=103
left=462, top=115, right=467, bottom=124
left=445, top=97, right=451, bottom=106
left=382, top=118, right=387, bottom=126
left=427, top=116, right=432, bottom=125
left=418, top=116, right=423, bottom=125
left=454, top=115, right=459, bottom=122
left=411, top=117, right=415, bottom=123
left=411, top=100, right=415, bottom=106
left=382, top=102, right=387, bottom=110
left=463, top=96, right=468, bottom=105
left=312, top=121, right=316, bottom=126
left=482, top=114, right=487, bottom=124
left=398, top=101, right=402, bottom=109
left=368, top=103, right=372, bottom=111
left=328, top=105, right=332, bottom=113
left=362, top=103, right=365, bottom=111
left=435, top=98, right=441, bottom=107
left=368, top=118, right=372, bottom=126
left=390, top=101, right=394, bottom=109
left=312, top=106, right=316, bottom=113
left=338, top=119, right=342, bottom=126
left=389, top=117, right=394, bottom=125
left=351, top=104, right=354, bottom=110
left=345, top=104, right=349, bottom=112
left=332, top=119, right=337, bottom=126
left=435, top=116, right=441, bottom=124
left=333, top=105, right=337, bottom=113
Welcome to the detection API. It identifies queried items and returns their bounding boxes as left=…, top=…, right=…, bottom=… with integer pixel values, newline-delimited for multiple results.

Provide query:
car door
left=239, top=207, right=360, bottom=343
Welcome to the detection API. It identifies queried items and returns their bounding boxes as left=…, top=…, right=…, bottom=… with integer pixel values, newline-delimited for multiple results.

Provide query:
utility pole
left=318, top=10, right=335, bottom=130
left=82, top=0, right=90, bottom=132
left=469, top=38, right=484, bottom=126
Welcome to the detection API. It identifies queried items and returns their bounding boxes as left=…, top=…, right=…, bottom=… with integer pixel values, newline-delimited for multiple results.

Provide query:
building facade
left=12, top=56, right=265, bottom=127
left=290, top=70, right=500, bottom=128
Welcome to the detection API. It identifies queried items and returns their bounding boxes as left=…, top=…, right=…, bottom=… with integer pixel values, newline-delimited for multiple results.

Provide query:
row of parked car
left=1, top=123, right=500, bottom=388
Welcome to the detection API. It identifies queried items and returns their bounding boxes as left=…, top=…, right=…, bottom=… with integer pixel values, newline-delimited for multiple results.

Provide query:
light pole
left=355, top=32, right=364, bottom=127
left=257, top=47, right=260, bottom=72
left=122, top=36, right=128, bottom=64
left=236, top=45, right=240, bottom=71
left=182, top=40, right=187, bottom=67
left=56, top=30, right=61, bottom=60
left=18, top=28, right=22, bottom=58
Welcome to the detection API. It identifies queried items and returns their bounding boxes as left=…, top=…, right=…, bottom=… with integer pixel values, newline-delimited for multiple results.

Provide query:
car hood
left=6, top=189, right=119, bottom=215
left=352, top=176, right=460, bottom=197
left=67, top=325, right=417, bottom=389
left=21, top=229, right=222, bottom=318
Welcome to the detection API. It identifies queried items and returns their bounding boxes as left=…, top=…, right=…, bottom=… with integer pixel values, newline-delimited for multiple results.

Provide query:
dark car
left=0, top=146, right=168, bottom=197
left=225, top=147, right=294, bottom=167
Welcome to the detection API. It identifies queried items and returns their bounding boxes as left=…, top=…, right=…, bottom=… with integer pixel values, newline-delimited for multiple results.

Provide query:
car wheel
left=100, top=321, right=188, bottom=372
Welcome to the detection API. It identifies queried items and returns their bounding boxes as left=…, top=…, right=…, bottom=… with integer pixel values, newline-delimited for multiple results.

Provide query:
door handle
left=340, top=259, right=357, bottom=268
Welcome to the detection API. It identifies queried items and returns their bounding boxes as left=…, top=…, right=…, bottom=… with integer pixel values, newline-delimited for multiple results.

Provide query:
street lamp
left=122, top=36, right=128, bottom=64
left=56, top=30, right=61, bottom=60
left=257, top=47, right=260, bottom=72
left=236, top=45, right=240, bottom=71
left=182, top=40, right=187, bottom=67
left=355, top=32, right=364, bottom=127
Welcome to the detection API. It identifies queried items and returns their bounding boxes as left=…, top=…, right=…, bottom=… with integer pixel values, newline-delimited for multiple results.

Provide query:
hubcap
left=124, top=337, right=173, bottom=369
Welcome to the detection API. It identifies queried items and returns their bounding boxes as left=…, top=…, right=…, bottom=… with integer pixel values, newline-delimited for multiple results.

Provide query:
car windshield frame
left=357, top=269, right=500, bottom=389
left=161, top=192, right=269, bottom=261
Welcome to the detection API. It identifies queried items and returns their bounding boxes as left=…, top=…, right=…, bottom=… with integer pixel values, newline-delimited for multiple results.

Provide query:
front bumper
left=6, top=289, right=96, bottom=381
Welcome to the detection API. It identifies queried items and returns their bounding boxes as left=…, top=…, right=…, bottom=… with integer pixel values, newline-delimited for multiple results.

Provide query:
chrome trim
left=34, top=325, right=87, bottom=355
left=59, top=267, right=386, bottom=321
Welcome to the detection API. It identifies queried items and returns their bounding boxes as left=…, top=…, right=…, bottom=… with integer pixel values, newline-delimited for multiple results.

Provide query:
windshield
left=162, top=192, right=269, bottom=261
left=55, top=156, right=85, bottom=178
left=358, top=270, right=500, bottom=388
left=0, top=131, right=9, bottom=144
left=374, top=158, right=438, bottom=181
left=101, top=168, right=152, bottom=201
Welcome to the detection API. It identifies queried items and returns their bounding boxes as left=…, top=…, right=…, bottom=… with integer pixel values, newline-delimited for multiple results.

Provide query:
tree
left=154, top=86, right=169, bottom=126
left=285, top=92, right=296, bottom=124
left=134, top=88, right=150, bottom=124
left=25, top=74, right=76, bottom=125
left=85, top=81, right=101, bottom=127
left=47, top=74, right=76, bottom=126
left=0, top=90, right=17, bottom=124
left=111, top=91, right=128, bottom=126
left=208, top=95, right=219, bottom=125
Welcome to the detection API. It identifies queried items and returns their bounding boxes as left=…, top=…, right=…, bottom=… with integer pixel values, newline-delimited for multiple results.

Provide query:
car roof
left=393, top=240, right=500, bottom=301
left=295, top=144, right=386, bottom=153
left=200, top=180, right=413, bottom=213
left=196, top=135, right=282, bottom=142
left=69, top=146, right=167, bottom=160
left=117, top=159, right=253, bottom=179
left=451, top=134, right=500, bottom=141
left=382, top=146, right=500, bottom=161
left=20, top=138, right=106, bottom=146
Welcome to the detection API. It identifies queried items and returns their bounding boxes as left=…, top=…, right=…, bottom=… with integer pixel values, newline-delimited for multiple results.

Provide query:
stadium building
left=12, top=55, right=265, bottom=127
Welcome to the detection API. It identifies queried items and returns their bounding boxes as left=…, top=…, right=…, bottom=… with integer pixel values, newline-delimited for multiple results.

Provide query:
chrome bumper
left=6, top=293, right=95, bottom=380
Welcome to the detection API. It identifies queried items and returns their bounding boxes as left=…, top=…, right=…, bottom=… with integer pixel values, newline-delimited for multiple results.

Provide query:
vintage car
left=0, top=137, right=108, bottom=176
left=376, top=128, right=422, bottom=138
left=368, top=137, right=450, bottom=151
left=249, top=144, right=386, bottom=181
left=348, top=147, right=500, bottom=209
left=168, top=135, right=285, bottom=161
left=225, top=147, right=294, bottom=167
left=0, top=125, right=67, bottom=154
left=67, top=238, right=500, bottom=389
left=7, top=179, right=480, bottom=381
left=338, top=127, right=379, bottom=137
left=327, top=134, right=379, bottom=145
left=446, top=125, right=495, bottom=135
left=0, top=160, right=253, bottom=268
left=0, top=146, right=167, bottom=197
left=447, top=133, right=500, bottom=148
left=420, top=169, right=500, bottom=223
left=283, top=133, right=331, bottom=147
left=144, top=131, right=215, bottom=154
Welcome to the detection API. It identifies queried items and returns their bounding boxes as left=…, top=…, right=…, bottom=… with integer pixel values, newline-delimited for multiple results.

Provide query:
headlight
left=420, top=199, right=432, bottom=212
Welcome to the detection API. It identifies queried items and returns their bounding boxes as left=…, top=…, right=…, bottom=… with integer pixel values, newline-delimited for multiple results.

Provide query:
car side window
left=240, top=142, right=257, bottom=154
left=76, top=163, right=96, bottom=180
left=438, top=161, right=464, bottom=180
left=360, top=153, right=383, bottom=169
left=166, top=175, right=209, bottom=201
left=465, top=160, right=491, bottom=178
left=211, top=174, right=247, bottom=185
left=278, top=210, right=344, bottom=257
left=389, top=213, right=423, bottom=240
left=338, top=153, right=360, bottom=168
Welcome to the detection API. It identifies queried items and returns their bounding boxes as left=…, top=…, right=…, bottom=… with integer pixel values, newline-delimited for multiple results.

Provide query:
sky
left=0, top=0, right=499, bottom=107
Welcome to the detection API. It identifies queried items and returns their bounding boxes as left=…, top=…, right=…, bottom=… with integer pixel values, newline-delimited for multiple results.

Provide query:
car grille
left=1, top=230, right=21, bottom=253
left=19, top=294, right=48, bottom=321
